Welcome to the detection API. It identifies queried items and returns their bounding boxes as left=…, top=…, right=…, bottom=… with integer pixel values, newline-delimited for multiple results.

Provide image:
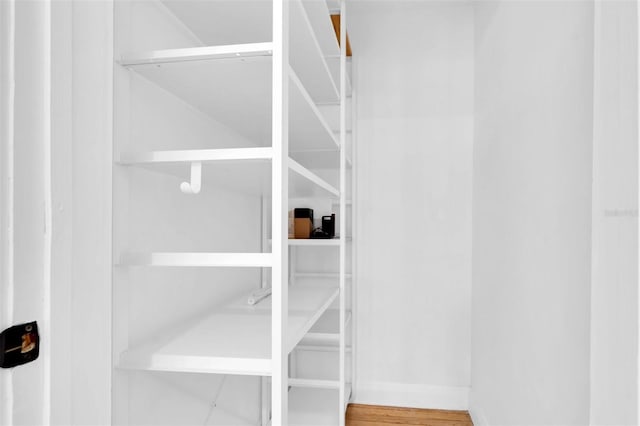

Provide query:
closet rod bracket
left=180, top=161, right=202, bottom=194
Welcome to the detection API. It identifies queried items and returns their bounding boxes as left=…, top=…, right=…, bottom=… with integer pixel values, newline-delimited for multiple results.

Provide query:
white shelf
left=119, top=51, right=339, bottom=159
left=118, top=252, right=272, bottom=268
left=119, top=42, right=274, bottom=65
left=267, top=239, right=347, bottom=247
left=116, top=285, right=339, bottom=376
left=289, top=69, right=340, bottom=154
left=289, top=378, right=340, bottom=390
left=295, top=344, right=352, bottom=353
left=301, top=0, right=340, bottom=59
left=289, top=157, right=339, bottom=198
left=119, top=147, right=273, bottom=164
left=295, top=272, right=353, bottom=279
left=117, top=148, right=339, bottom=198
left=289, top=0, right=339, bottom=104
left=326, top=56, right=353, bottom=98
left=288, top=386, right=352, bottom=426
left=161, top=0, right=339, bottom=103
left=288, top=238, right=341, bottom=247
left=289, top=237, right=352, bottom=247
left=290, top=149, right=351, bottom=170
left=300, top=309, right=351, bottom=347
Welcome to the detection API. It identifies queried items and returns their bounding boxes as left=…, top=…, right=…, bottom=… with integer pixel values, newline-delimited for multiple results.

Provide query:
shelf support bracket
left=180, top=161, right=202, bottom=194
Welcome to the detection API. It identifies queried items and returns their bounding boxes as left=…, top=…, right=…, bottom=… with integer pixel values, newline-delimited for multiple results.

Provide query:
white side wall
left=1, top=3, right=114, bottom=425
left=67, top=3, right=114, bottom=424
left=349, top=1, right=474, bottom=409
left=471, top=2, right=594, bottom=425
left=1, top=2, right=51, bottom=424
left=590, top=1, right=638, bottom=424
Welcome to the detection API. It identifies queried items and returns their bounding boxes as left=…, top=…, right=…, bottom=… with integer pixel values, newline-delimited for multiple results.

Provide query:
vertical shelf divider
left=271, top=0, right=290, bottom=424
left=339, top=0, right=348, bottom=424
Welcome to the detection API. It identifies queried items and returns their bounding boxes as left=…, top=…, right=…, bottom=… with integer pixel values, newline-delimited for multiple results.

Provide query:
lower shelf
left=299, top=309, right=352, bottom=347
left=289, top=378, right=340, bottom=389
left=116, top=285, right=338, bottom=376
left=289, top=386, right=352, bottom=426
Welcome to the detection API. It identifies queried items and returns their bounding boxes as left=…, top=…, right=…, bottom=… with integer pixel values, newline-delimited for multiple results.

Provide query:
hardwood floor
left=346, top=404, right=474, bottom=426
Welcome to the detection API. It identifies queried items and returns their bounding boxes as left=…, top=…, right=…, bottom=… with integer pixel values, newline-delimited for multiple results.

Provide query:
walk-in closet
left=0, top=1, right=638, bottom=425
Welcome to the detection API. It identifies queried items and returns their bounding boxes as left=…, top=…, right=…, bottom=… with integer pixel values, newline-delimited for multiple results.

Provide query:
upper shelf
left=160, top=0, right=340, bottom=104
left=116, top=284, right=339, bottom=376
left=288, top=238, right=342, bottom=247
left=119, top=53, right=339, bottom=158
left=117, top=147, right=339, bottom=198
left=119, top=42, right=274, bottom=65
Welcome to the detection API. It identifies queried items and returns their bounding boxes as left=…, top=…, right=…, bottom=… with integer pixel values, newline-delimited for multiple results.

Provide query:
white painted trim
left=350, top=49, right=358, bottom=408
left=354, top=382, right=469, bottom=411
left=339, top=2, right=348, bottom=424
left=0, top=1, right=15, bottom=424
left=637, top=0, right=640, bottom=422
left=271, top=0, right=290, bottom=423
left=590, top=3, right=602, bottom=424
left=49, top=1, right=73, bottom=423
left=468, top=391, right=489, bottom=426
left=42, top=1, right=52, bottom=424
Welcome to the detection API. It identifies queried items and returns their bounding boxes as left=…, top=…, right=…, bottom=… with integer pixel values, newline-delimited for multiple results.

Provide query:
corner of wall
left=468, top=390, right=489, bottom=426
left=354, top=382, right=470, bottom=411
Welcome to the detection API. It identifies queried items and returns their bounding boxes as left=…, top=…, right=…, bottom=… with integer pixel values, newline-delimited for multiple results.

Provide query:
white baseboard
left=468, top=391, right=489, bottom=426
left=353, top=381, right=470, bottom=411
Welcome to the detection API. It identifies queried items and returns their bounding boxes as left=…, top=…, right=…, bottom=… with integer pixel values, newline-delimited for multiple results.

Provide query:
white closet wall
left=590, top=2, right=638, bottom=423
left=1, top=3, right=51, bottom=425
left=348, top=1, right=474, bottom=409
left=471, top=2, right=595, bottom=425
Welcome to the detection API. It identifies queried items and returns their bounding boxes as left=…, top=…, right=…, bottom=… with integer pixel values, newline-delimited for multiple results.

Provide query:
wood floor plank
left=346, top=404, right=473, bottom=426
left=348, top=404, right=471, bottom=421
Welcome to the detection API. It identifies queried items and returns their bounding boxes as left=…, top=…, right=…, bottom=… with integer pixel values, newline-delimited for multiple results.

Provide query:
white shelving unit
left=112, top=0, right=354, bottom=424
